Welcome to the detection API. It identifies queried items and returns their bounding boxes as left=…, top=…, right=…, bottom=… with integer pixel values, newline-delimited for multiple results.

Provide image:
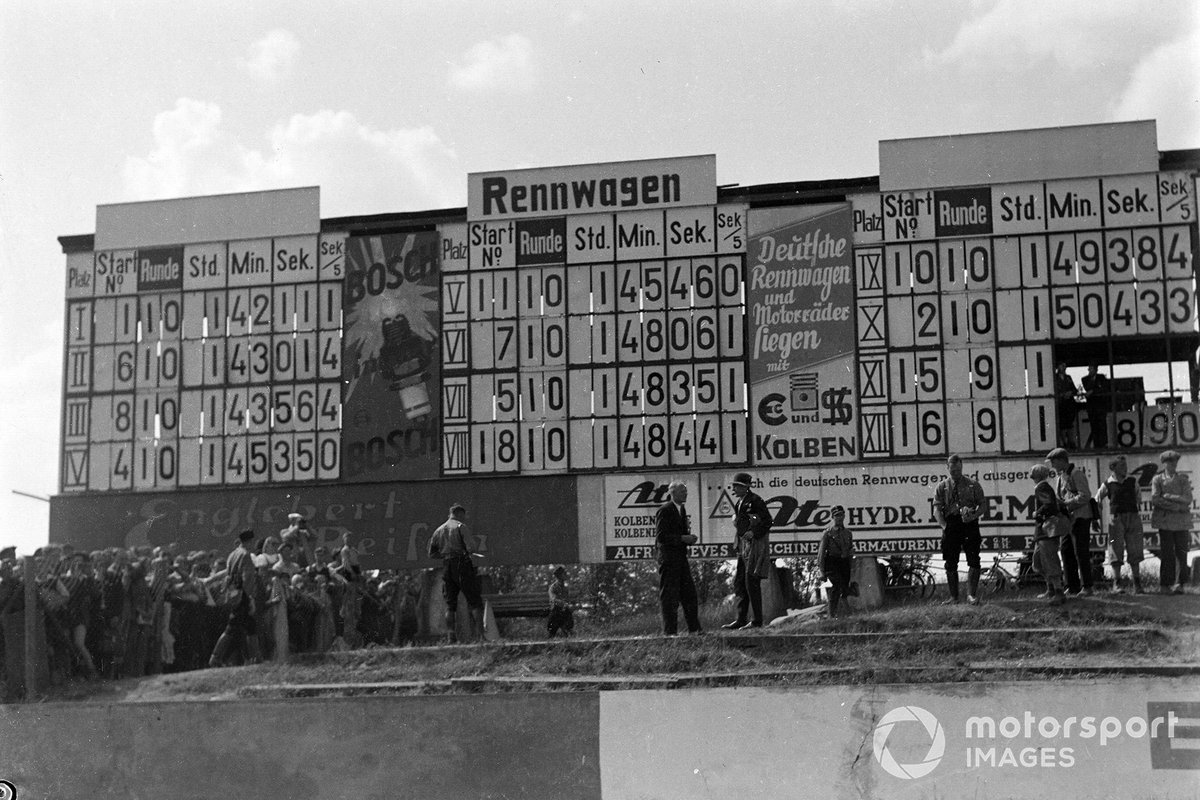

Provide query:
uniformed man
left=427, top=504, right=484, bottom=642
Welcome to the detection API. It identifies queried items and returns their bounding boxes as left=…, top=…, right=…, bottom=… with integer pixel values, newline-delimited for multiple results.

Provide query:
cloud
left=123, top=99, right=463, bottom=214
left=927, top=0, right=1174, bottom=70
left=241, top=29, right=300, bottom=84
left=448, top=34, right=537, bottom=92
left=1111, top=30, right=1200, bottom=149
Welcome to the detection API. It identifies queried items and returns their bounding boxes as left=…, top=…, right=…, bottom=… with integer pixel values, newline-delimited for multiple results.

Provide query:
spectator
left=60, top=553, right=99, bottom=679
left=339, top=530, right=362, bottom=580
left=279, top=513, right=314, bottom=568
left=723, top=472, right=772, bottom=630
left=286, top=572, right=318, bottom=653
left=167, top=556, right=210, bottom=672
left=122, top=559, right=152, bottom=678
left=655, top=480, right=702, bottom=636
left=146, top=556, right=174, bottom=675
left=1094, top=455, right=1144, bottom=594
left=308, top=546, right=333, bottom=580
left=1080, top=363, right=1112, bottom=448
left=817, top=506, right=854, bottom=617
left=547, top=566, right=574, bottom=638
left=253, top=537, right=281, bottom=570
left=265, top=556, right=296, bottom=662
left=1031, top=464, right=1068, bottom=606
left=1055, top=362, right=1079, bottom=448
left=427, top=503, right=484, bottom=643
left=932, top=454, right=988, bottom=605
left=1047, top=447, right=1096, bottom=596
left=309, top=574, right=337, bottom=652
left=208, top=530, right=261, bottom=668
left=1151, top=450, right=1193, bottom=594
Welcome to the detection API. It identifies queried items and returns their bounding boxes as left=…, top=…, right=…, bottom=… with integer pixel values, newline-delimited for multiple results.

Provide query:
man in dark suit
left=655, top=480, right=702, bottom=636
left=723, top=472, right=773, bottom=630
left=1080, top=362, right=1112, bottom=448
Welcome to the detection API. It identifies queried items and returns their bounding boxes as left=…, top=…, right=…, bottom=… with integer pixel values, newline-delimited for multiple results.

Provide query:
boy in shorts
left=1094, top=455, right=1144, bottom=594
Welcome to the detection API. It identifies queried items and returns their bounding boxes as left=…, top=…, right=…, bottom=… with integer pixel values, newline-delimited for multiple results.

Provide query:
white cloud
left=1111, top=30, right=1200, bottom=149
left=927, top=0, right=1175, bottom=70
left=241, top=29, right=300, bottom=84
left=448, top=34, right=537, bottom=92
left=123, top=99, right=463, bottom=214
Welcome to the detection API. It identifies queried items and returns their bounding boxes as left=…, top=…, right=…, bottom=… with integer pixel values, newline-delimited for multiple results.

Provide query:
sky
left=0, top=0, right=1197, bottom=554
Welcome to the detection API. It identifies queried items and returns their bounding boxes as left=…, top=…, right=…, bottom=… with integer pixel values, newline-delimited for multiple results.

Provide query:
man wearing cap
left=933, top=454, right=988, bottom=604
left=817, top=506, right=855, bottom=616
left=654, top=480, right=702, bottom=636
left=1150, top=450, right=1193, bottom=594
left=1094, top=455, right=1144, bottom=594
left=1047, top=448, right=1096, bottom=596
left=427, top=504, right=484, bottom=642
left=722, top=472, right=772, bottom=630
left=208, top=529, right=261, bottom=667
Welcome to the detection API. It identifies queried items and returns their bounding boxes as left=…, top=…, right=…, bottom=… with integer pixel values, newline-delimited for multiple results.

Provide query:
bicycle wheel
left=900, top=567, right=935, bottom=600
left=983, top=570, right=1007, bottom=595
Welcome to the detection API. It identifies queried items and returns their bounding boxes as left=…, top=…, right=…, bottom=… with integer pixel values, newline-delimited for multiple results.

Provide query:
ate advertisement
left=603, top=453, right=1200, bottom=560
left=340, top=232, right=442, bottom=481
left=747, top=204, right=857, bottom=465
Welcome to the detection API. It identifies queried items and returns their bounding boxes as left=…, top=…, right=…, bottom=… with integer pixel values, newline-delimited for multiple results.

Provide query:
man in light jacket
left=1047, top=448, right=1095, bottom=596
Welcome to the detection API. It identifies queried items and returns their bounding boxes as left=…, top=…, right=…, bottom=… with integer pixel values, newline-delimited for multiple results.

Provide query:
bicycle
left=881, top=556, right=938, bottom=601
left=977, top=554, right=1039, bottom=595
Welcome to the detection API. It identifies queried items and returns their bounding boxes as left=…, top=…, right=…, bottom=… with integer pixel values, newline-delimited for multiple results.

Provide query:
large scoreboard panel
left=60, top=190, right=344, bottom=494
left=442, top=156, right=751, bottom=475
left=848, top=171, right=1198, bottom=460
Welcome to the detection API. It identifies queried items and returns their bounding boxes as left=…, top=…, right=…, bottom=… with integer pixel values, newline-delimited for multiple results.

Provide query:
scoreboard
left=441, top=156, right=752, bottom=475
left=61, top=189, right=345, bottom=492
left=848, top=170, right=1198, bottom=459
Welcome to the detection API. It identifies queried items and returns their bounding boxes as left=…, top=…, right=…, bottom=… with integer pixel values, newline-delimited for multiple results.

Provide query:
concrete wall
left=0, top=694, right=601, bottom=800
left=1, top=678, right=1197, bottom=799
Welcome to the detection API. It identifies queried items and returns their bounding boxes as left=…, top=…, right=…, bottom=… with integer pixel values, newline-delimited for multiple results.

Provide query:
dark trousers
left=941, top=518, right=982, bottom=571
left=1060, top=519, right=1095, bottom=592
left=823, top=555, right=852, bottom=611
left=1088, top=408, right=1109, bottom=447
left=441, top=556, right=483, bottom=611
left=547, top=606, right=574, bottom=638
left=732, top=557, right=763, bottom=625
left=1158, top=529, right=1191, bottom=588
left=658, top=559, right=701, bottom=635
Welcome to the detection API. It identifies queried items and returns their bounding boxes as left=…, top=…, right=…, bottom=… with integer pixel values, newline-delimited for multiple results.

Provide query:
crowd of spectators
left=0, top=515, right=420, bottom=686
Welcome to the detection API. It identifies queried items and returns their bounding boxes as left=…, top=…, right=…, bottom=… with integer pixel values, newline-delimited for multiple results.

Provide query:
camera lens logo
left=873, top=706, right=946, bottom=779
left=0, top=779, right=16, bottom=800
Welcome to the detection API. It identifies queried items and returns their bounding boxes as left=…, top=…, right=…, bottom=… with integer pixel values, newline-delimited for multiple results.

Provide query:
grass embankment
left=56, top=591, right=1198, bottom=702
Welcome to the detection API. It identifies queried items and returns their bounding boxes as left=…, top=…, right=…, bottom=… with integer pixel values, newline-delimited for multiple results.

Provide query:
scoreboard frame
left=53, top=131, right=1200, bottom=565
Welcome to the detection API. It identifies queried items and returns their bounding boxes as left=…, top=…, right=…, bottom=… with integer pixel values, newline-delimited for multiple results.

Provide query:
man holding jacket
left=1047, top=448, right=1096, bottom=596
left=722, top=472, right=773, bottom=630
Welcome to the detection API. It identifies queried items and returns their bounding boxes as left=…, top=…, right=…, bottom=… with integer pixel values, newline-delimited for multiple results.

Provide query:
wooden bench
left=483, top=592, right=551, bottom=618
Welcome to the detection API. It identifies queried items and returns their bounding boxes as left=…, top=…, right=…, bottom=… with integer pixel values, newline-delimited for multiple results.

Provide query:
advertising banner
left=603, top=474, right=709, bottom=561
left=600, top=453, right=1200, bottom=559
left=340, top=232, right=441, bottom=482
left=48, top=475, right=578, bottom=568
left=747, top=204, right=858, bottom=465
